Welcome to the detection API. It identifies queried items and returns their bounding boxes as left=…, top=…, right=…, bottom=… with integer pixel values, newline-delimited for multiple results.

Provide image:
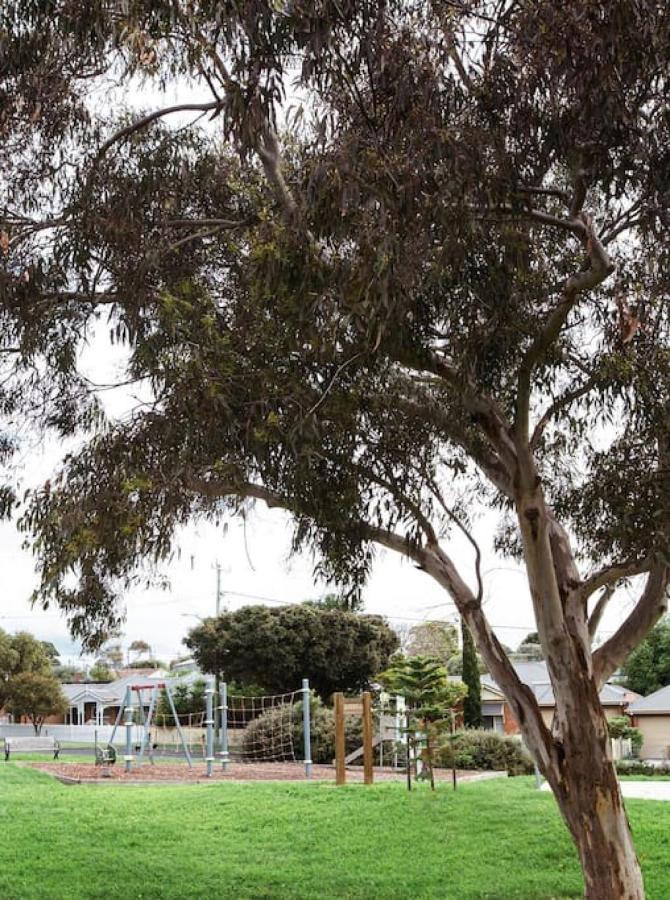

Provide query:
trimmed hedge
left=615, top=759, right=670, bottom=777
left=439, top=729, right=534, bottom=776
left=241, top=697, right=363, bottom=764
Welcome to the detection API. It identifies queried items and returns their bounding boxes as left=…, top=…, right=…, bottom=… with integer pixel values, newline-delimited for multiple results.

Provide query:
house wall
left=502, top=703, right=627, bottom=736
left=43, top=713, right=67, bottom=725
left=604, top=705, right=627, bottom=721
left=502, top=702, right=518, bottom=735
left=630, top=715, right=670, bottom=760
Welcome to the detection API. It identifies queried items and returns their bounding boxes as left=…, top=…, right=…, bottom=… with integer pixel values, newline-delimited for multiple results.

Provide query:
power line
left=138, top=585, right=625, bottom=636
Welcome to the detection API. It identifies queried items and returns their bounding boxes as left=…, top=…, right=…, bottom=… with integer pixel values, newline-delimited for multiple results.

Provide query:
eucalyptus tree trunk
left=542, top=688, right=644, bottom=899
left=418, top=486, right=651, bottom=898
left=514, top=480, right=645, bottom=899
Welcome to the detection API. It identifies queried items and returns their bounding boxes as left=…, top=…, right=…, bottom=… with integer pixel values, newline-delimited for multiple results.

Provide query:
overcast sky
left=0, top=76, right=641, bottom=669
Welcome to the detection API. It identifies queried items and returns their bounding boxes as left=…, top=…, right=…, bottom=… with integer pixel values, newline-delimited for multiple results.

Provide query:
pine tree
left=379, top=655, right=467, bottom=790
left=461, top=619, right=482, bottom=728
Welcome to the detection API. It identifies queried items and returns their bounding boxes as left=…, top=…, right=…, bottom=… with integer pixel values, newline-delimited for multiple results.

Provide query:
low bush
left=438, top=729, right=534, bottom=776
left=615, top=759, right=670, bottom=777
left=241, top=697, right=363, bottom=764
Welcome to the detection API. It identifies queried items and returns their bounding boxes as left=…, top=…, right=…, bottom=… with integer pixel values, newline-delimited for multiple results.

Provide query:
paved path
left=541, top=781, right=670, bottom=801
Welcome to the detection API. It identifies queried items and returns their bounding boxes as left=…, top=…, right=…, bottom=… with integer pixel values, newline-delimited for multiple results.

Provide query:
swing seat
left=95, top=743, right=117, bottom=766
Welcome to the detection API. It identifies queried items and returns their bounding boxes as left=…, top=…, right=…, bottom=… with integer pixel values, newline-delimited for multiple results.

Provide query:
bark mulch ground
left=27, top=760, right=506, bottom=785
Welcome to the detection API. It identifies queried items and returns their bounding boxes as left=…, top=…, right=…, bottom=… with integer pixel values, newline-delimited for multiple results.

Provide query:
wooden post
left=334, top=692, right=346, bottom=785
left=362, top=691, right=374, bottom=785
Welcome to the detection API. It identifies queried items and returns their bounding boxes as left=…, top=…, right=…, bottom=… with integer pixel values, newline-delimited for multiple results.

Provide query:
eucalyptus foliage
left=2, top=3, right=670, bottom=894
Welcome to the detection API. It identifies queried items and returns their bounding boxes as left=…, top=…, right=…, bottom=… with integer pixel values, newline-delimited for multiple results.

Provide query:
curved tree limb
left=580, top=558, right=653, bottom=600
left=515, top=215, right=614, bottom=444
left=592, top=563, right=670, bottom=686
left=183, top=472, right=557, bottom=773
left=95, top=101, right=223, bottom=159
left=530, top=373, right=601, bottom=450
left=588, top=585, right=615, bottom=643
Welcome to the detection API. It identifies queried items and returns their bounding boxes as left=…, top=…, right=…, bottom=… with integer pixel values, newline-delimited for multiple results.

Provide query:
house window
left=482, top=715, right=504, bottom=733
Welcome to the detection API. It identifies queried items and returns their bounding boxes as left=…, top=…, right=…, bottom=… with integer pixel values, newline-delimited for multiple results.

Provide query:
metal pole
left=143, top=686, right=159, bottom=765
left=165, top=684, right=193, bottom=768
left=405, top=711, right=412, bottom=792
left=205, top=679, right=215, bottom=778
left=214, top=562, right=224, bottom=742
left=108, top=697, right=125, bottom=747
left=220, top=682, right=229, bottom=771
left=302, top=678, right=312, bottom=779
left=136, top=688, right=149, bottom=762
left=124, top=687, right=134, bottom=773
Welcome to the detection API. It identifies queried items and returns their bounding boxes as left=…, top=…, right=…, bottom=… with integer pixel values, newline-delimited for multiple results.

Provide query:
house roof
left=62, top=670, right=167, bottom=707
left=482, top=661, right=637, bottom=708
left=627, top=685, right=670, bottom=715
left=62, top=669, right=207, bottom=707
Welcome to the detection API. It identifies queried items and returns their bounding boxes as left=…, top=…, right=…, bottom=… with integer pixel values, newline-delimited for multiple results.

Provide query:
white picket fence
left=0, top=722, right=207, bottom=747
left=0, top=723, right=142, bottom=745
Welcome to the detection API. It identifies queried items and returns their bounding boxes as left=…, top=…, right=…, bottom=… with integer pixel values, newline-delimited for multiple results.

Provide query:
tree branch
left=479, top=204, right=589, bottom=237
left=424, top=352, right=518, bottom=471
left=95, top=102, right=223, bottom=159
left=530, top=373, right=601, bottom=449
left=394, top=385, right=514, bottom=498
left=588, top=585, right=615, bottom=642
left=256, top=128, right=301, bottom=224
left=420, top=542, right=556, bottom=773
left=164, top=217, right=256, bottom=229
left=592, top=563, right=670, bottom=686
left=515, top=186, right=570, bottom=204
left=580, top=558, right=653, bottom=600
left=426, top=474, right=483, bottom=603
left=183, top=471, right=557, bottom=773
left=515, top=215, right=614, bottom=443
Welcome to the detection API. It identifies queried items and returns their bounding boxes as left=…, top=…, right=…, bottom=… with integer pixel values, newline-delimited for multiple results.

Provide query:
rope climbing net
left=226, top=690, right=301, bottom=764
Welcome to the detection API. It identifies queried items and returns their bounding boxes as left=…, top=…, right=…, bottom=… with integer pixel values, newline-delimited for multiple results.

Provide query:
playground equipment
left=108, top=682, right=193, bottom=772
left=216, top=678, right=312, bottom=778
left=102, top=678, right=313, bottom=779
left=334, top=692, right=407, bottom=785
left=333, top=691, right=374, bottom=785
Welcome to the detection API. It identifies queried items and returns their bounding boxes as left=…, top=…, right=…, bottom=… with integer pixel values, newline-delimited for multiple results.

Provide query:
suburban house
left=2, top=666, right=210, bottom=730
left=2, top=670, right=168, bottom=728
left=476, top=679, right=516, bottom=733
left=627, top=686, right=670, bottom=760
left=58, top=669, right=178, bottom=726
left=479, top=661, right=640, bottom=734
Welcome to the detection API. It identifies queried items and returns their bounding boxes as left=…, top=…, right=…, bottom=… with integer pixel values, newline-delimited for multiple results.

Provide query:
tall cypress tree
left=461, top=619, right=482, bottom=728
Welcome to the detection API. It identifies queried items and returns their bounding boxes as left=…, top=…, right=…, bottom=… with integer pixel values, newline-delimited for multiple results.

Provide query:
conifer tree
left=461, top=620, right=482, bottom=728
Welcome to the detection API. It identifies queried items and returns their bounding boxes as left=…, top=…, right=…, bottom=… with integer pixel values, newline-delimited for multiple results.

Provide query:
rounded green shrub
left=439, top=729, right=534, bottom=776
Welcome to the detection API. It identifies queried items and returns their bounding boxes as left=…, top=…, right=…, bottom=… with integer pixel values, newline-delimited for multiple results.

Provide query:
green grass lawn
left=1, top=767, right=669, bottom=899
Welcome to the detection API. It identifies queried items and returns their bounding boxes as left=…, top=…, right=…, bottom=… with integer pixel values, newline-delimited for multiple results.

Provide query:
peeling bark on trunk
left=418, top=531, right=647, bottom=898
left=500, top=481, right=645, bottom=897
left=544, top=709, right=644, bottom=900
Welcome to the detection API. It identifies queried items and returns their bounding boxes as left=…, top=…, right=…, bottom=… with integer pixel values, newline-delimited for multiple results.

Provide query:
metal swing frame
left=109, top=682, right=193, bottom=769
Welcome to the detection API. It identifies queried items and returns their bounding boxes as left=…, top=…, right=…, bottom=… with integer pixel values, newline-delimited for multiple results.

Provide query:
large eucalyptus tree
left=2, top=3, right=669, bottom=896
